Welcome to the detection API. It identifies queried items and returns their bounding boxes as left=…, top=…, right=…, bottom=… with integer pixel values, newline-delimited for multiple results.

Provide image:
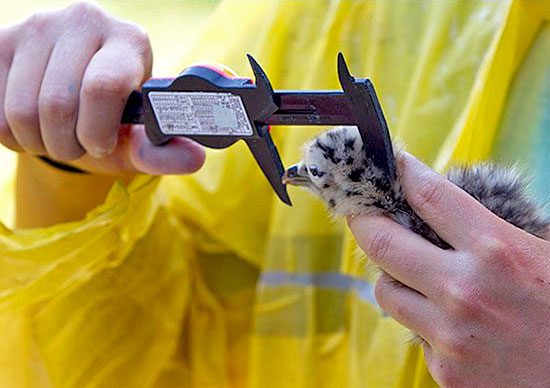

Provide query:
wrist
left=37, top=156, right=88, bottom=174
left=16, top=153, right=133, bottom=228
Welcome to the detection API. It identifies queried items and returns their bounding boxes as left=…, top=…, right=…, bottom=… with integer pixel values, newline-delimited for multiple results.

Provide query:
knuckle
left=124, top=22, right=151, bottom=49
left=130, top=25, right=153, bottom=71
left=474, top=234, right=510, bottom=261
left=436, top=329, right=470, bottom=359
left=366, top=229, right=393, bottom=261
left=66, top=1, right=104, bottom=21
left=474, top=233, right=528, bottom=281
left=62, top=2, right=107, bottom=36
left=414, top=178, right=447, bottom=213
left=4, top=100, right=39, bottom=129
left=114, top=22, right=152, bottom=76
left=22, top=12, right=51, bottom=37
left=444, top=280, right=482, bottom=317
left=82, top=72, right=132, bottom=101
left=40, top=89, right=78, bottom=120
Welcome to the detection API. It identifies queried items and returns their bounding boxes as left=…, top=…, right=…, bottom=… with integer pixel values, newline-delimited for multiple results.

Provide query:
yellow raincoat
left=0, top=1, right=549, bottom=387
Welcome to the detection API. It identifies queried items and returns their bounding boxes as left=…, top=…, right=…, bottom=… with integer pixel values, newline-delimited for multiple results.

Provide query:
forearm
left=15, top=153, right=133, bottom=228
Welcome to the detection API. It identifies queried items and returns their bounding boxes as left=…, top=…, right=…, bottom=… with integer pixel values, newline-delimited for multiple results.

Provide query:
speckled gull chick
left=282, top=126, right=549, bottom=249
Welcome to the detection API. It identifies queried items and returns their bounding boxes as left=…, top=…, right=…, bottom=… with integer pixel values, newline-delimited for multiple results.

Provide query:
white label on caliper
left=148, top=91, right=254, bottom=136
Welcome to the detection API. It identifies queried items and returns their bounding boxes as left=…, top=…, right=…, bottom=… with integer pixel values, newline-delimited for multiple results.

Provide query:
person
left=0, top=1, right=549, bottom=387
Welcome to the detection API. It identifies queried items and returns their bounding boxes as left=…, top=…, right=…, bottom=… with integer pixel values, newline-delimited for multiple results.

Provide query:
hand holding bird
left=284, top=126, right=550, bottom=387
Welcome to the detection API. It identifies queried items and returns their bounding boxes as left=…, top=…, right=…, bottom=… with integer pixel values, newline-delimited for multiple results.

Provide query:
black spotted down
left=345, top=189, right=362, bottom=197
left=348, top=168, right=364, bottom=182
left=301, top=127, right=548, bottom=248
left=316, top=140, right=341, bottom=164
left=344, top=139, right=355, bottom=150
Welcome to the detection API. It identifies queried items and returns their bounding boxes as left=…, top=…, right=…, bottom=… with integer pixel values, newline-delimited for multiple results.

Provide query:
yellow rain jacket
left=0, top=1, right=549, bottom=387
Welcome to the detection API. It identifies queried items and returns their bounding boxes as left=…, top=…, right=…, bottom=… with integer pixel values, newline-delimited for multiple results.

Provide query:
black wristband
left=37, top=156, right=88, bottom=174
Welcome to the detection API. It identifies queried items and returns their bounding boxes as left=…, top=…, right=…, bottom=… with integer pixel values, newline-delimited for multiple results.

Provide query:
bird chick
left=283, top=126, right=549, bottom=249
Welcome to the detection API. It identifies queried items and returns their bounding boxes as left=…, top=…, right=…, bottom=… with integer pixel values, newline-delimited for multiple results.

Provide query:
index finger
left=349, top=213, right=452, bottom=298
left=398, top=153, right=506, bottom=250
left=77, top=28, right=152, bottom=158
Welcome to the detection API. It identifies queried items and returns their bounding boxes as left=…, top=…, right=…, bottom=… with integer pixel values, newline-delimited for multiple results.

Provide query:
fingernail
left=89, top=139, right=117, bottom=158
left=89, top=147, right=111, bottom=158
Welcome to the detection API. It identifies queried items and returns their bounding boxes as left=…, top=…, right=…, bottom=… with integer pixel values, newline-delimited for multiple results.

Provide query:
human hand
left=0, top=2, right=205, bottom=175
left=349, top=153, right=550, bottom=387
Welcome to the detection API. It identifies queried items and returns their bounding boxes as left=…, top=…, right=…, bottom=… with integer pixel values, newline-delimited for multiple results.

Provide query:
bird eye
left=308, top=166, right=319, bottom=176
left=308, top=166, right=325, bottom=178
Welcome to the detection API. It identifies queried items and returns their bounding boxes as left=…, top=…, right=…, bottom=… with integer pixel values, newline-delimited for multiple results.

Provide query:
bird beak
left=282, top=163, right=311, bottom=186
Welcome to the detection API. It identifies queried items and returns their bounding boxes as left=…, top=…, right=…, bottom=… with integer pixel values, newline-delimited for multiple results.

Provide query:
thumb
left=73, top=124, right=206, bottom=175
left=127, top=125, right=205, bottom=175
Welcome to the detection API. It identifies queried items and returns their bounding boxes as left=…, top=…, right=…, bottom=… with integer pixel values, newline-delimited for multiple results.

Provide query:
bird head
left=283, top=126, right=388, bottom=214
